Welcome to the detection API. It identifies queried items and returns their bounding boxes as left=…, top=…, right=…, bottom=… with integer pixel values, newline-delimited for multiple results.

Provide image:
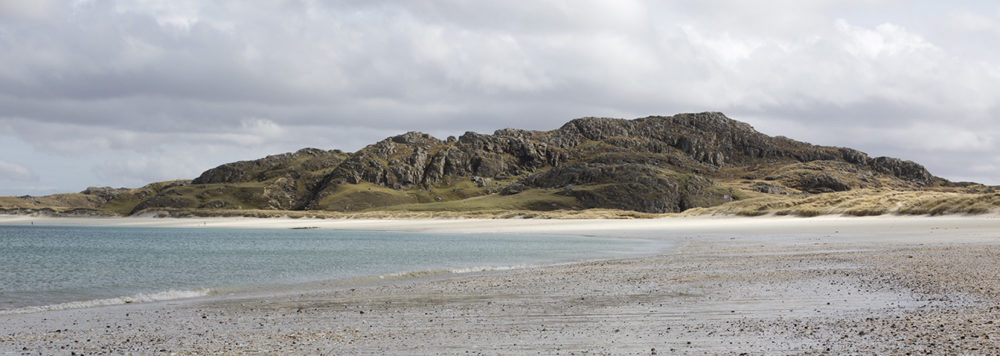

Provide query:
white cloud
left=93, top=155, right=202, bottom=187
left=1, top=0, right=1000, bottom=193
left=837, top=20, right=936, bottom=58
left=0, top=160, right=37, bottom=182
left=679, top=26, right=764, bottom=68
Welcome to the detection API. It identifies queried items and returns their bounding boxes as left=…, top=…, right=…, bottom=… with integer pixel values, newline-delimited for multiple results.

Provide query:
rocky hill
left=3, top=112, right=982, bottom=216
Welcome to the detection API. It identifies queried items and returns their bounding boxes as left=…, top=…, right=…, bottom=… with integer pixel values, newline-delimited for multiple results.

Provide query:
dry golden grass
left=6, top=188, right=998, bottom=220
left=682, top=189, right=1000, bottom=217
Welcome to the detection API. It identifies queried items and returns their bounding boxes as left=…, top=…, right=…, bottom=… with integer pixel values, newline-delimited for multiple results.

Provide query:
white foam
left=0, top=288, right=211, bottom=315
left=378, top=269, right=452, bottom=279
left=376, top=263, right=549, bottom=280
left=374, top=259, right=606, bottom=281
left=375, top=264, right=536, bottom=280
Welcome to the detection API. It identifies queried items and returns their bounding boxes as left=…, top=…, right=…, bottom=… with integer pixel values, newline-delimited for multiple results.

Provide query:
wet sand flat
left=2, top=215, right=1000, bottom=354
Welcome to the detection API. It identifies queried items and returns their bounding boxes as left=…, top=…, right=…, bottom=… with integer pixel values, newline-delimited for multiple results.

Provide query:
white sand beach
left=3, top=214, right=1000, bottom=354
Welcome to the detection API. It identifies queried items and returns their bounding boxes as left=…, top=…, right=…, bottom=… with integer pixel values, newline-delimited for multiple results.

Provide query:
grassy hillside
left=2, top=113, right=997, bottom=218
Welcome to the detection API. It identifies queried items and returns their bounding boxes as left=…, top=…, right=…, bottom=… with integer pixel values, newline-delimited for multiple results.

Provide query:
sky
left=1, top=0, right=999, bottom=195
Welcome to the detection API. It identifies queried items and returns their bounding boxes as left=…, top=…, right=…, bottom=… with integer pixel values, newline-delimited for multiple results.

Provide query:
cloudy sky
left=1, top=0, right=999, bottom=195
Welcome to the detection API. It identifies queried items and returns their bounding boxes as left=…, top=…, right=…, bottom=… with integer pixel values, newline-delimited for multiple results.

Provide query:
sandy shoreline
left=3, top=214, right=1000, bottom=354
left=3, top=213, right=999, bottom=236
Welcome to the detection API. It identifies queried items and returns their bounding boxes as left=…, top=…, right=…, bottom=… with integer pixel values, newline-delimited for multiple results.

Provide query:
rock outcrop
left=305, top=112, right=941, bottom=212
left=43, top=112, right=947, bottom=215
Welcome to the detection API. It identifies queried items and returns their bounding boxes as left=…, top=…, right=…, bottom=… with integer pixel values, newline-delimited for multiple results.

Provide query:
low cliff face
left=5, top=113, right=950, bottom=215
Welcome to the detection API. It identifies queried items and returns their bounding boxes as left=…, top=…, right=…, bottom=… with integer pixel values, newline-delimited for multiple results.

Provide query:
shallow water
left=0, top=225, right=665, bottom=311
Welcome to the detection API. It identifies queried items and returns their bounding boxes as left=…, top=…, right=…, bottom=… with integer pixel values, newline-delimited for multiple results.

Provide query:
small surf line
left=0, top=288, right=212, bottom=315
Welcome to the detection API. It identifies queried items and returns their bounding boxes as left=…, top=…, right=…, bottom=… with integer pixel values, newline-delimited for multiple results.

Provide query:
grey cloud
left=1, top=0, right=999, bottom=193
left=0, top=0, right=61, bottom=21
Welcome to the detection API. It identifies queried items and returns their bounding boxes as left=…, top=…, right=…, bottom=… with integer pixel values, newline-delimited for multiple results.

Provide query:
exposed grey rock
left=500, top=183, right=524, bottom=195
left=751, top=182, right=790, bottom=195
left=171, top=113, right=948, bottom=213
left=80, top=187, right=131, bottom=203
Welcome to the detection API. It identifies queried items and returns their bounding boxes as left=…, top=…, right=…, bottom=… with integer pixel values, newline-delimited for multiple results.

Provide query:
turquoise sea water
left=0, top=225, right=664, bottom=312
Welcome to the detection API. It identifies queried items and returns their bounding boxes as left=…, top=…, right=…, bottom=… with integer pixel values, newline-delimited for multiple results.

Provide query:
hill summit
left=2, top=113, right=970, bottom=216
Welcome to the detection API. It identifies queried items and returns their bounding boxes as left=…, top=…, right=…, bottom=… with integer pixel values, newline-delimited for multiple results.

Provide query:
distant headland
left=1, top=112, right=996, bottom=218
